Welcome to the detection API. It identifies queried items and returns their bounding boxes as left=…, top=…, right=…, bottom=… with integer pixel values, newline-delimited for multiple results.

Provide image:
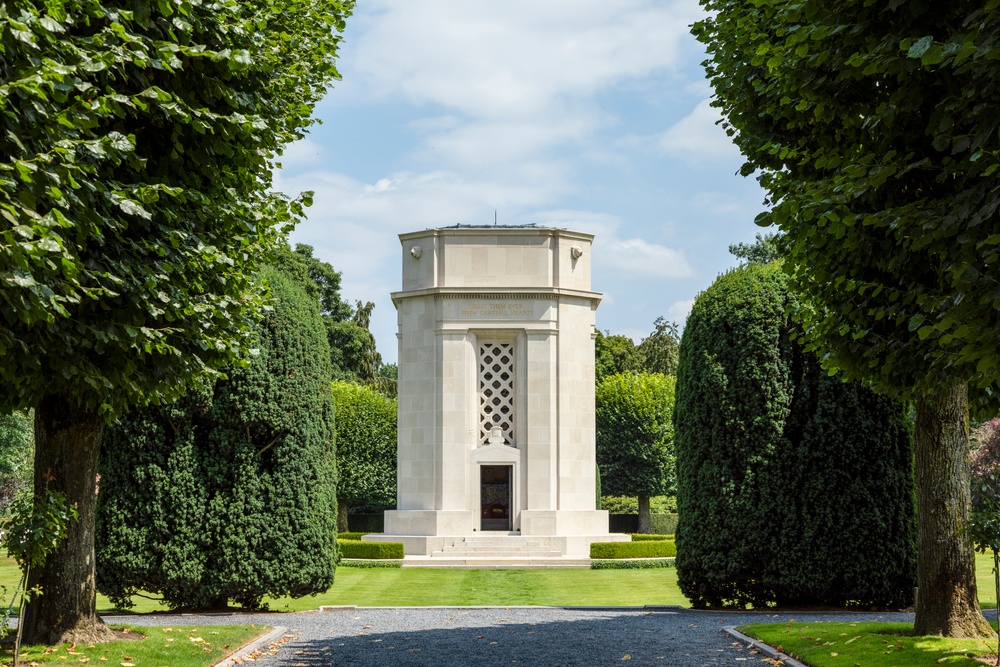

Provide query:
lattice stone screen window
left=479, top=342, right=515, bottom=447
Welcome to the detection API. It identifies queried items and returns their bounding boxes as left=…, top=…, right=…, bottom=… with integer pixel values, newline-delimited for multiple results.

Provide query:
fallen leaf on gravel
left=622, top=655, right=632, bottom=661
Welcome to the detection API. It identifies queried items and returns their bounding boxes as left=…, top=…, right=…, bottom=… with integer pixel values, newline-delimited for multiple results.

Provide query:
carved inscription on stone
left=445, top=300, right=538, bottom=320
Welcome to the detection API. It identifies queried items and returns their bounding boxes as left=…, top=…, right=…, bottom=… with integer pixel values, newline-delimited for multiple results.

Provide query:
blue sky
left=275, top=0, right=767, bottom=364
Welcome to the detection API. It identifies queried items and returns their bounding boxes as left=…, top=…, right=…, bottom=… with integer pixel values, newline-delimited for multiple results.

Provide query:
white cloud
left=658, top=98, right=741, bottom=161
left=350, top=0, right=702, bottom=119
left=276, top=139, right=324, bottom=171
left=526, top=209, right=692, bottom=279
left=604, top=238, right=692, bottom=278
left=689, top=191, right=747, bottom=215
left=668, top=298, right=695, bottom=326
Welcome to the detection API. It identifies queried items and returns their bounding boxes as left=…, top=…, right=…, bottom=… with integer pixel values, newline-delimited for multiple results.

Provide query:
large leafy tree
left=694, top=0, right=1000, bottom=636
left=275, top=244, right=382, bottom=381
left=594, top=331, right=641, bottom=382
left=0, top=0, right=353, bottom=644
left=330, top=381, right=396, bottom=532
left=635, top=317, right=681, bottom=377
left=595, top=372, right=676, bottom=533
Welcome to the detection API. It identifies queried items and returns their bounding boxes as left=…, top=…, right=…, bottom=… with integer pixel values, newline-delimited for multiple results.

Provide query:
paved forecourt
left=108, top=607, right=921, bottom=667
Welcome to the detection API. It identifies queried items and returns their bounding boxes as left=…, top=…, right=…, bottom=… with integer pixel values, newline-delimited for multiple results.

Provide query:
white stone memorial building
left=364, top=226, right=626, bottom=559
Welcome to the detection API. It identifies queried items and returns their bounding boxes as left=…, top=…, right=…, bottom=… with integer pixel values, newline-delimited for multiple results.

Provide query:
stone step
left=402, top=556, right=591, bottom=569
left=433, top=549, right=563, bottom=557
left=433, top=535, right=564, bottom=558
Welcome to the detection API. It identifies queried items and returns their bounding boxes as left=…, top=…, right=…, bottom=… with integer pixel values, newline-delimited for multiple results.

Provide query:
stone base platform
left=400, top=555, right=592, bottom=569
left=363, top=532, right=630, bottom=558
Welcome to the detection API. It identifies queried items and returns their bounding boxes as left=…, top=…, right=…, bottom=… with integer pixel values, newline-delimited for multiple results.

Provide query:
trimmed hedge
left=591, top=558, right=675, bottom=570
left=628, top=534, right=674, bottom=542
left=590, top=541, right=677, bottom=559
left=675, top=262, right=916, bottom=609
left=339, top=559, right=403, bottom=569
left=339, top=539, right=405, bottom=560
left=338, top=532, right=371, bottom=541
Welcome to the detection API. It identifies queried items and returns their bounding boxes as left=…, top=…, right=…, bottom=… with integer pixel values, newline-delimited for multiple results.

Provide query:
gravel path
left=104, top=606, right=937, bottom=667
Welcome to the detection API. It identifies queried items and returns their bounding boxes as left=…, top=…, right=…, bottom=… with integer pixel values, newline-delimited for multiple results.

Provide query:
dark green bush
left=590, top=541, right=677, bottom=559
left=651, top=514, right=678, bottom=535
left=591, top=559, right=675, bottom=570
left=339, top=559, right=403, bottom=569
left=96, top=268, right=337, bottom=610
left=339, top=540, right=405, bottom=560
left=674, top=262, right=916, bottom=609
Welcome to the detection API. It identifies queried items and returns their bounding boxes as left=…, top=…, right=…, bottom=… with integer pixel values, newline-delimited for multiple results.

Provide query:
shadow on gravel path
left=108, top=607, right=922, bottom=667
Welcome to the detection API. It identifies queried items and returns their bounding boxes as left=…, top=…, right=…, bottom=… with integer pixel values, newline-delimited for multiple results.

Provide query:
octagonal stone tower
left=368, top=225, right=625, bottom=558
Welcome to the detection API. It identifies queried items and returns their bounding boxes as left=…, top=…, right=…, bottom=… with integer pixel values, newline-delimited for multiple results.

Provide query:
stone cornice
left=391, top=286, right=602, bottom=309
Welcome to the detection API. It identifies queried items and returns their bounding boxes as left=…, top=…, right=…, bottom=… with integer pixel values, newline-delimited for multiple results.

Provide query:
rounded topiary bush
left=96, top=267, right=337, bottom=610
left=674, top=261, right=915, bottom=609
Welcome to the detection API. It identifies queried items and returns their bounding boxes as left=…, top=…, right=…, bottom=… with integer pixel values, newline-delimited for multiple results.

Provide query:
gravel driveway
left=107, top=606, right=931, bottom=667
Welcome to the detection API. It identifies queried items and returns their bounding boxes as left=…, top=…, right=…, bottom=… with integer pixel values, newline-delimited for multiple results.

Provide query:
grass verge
left=743, top=621, right=999, bottom=667
left=10, top=624, right=269, bottom=667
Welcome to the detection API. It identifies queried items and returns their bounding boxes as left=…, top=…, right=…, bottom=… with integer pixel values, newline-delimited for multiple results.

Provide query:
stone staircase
left=401, top=534, right=591, bottom=568
left=433, top=535, right=563, bottom=558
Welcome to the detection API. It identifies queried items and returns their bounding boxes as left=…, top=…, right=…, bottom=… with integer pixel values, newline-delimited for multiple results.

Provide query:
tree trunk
left=337, top=497, right=350, bottom=534
left=637, top=495, right=651, bottom=534
left=912, top=382, right=992, bottom=637
left=22, top=394, right=113, bottom=646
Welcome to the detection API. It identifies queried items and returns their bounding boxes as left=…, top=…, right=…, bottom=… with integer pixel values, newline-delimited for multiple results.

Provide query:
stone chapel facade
left=365, top=226, right=625, bottom=557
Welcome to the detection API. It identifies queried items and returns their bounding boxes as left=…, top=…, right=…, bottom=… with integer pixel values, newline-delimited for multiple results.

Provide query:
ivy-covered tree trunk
left=913, top=383, right=992, bottom=637
left=23, top=395, right=113, bottom=645
left=637, top=495, right=651, bottom=534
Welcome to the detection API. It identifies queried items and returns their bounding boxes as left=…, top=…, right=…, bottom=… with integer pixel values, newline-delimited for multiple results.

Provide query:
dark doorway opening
left=480, top=465, right=512, bottom=531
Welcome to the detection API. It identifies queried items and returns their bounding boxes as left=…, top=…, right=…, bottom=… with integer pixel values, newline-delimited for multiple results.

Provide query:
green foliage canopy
left=0, top=0, right=354, bottom=415
left=331, top=381, right=396, bottom=510
left=674, top=262, right=916, bottom=609
left=635, top=317, right=681, bottom=377
left=595, top=372, right=676, bottom=498
left=0, top=410, right=33, bottom=510
left=693, top=1, right=1000, bottom=400
left=275, top=244, right=382, bottom=383
left=594, top=331, right=641, bottom=382
left=96, top=268, right=337, bottom=610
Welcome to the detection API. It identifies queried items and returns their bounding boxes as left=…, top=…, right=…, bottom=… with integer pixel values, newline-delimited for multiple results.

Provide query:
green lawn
left=0, top=551, right=994, bottom=613
left=743, top=621, right=998, bottom=667
left=102, top=567, right=687, bottom=613
left=13, top=624, right=268, bottom=667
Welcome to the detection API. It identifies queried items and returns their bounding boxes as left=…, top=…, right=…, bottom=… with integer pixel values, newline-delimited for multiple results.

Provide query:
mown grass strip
left=743, top=621, right=999, bottom=667
left=10, top=625, right=269, bottom=667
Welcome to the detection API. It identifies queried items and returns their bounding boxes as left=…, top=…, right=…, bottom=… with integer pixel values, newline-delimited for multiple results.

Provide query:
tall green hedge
left=331, top=381, right=396, bottom=531
left=96, top=267, right=337, bottom=610
left=675, top=262, right=915, bottom=609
